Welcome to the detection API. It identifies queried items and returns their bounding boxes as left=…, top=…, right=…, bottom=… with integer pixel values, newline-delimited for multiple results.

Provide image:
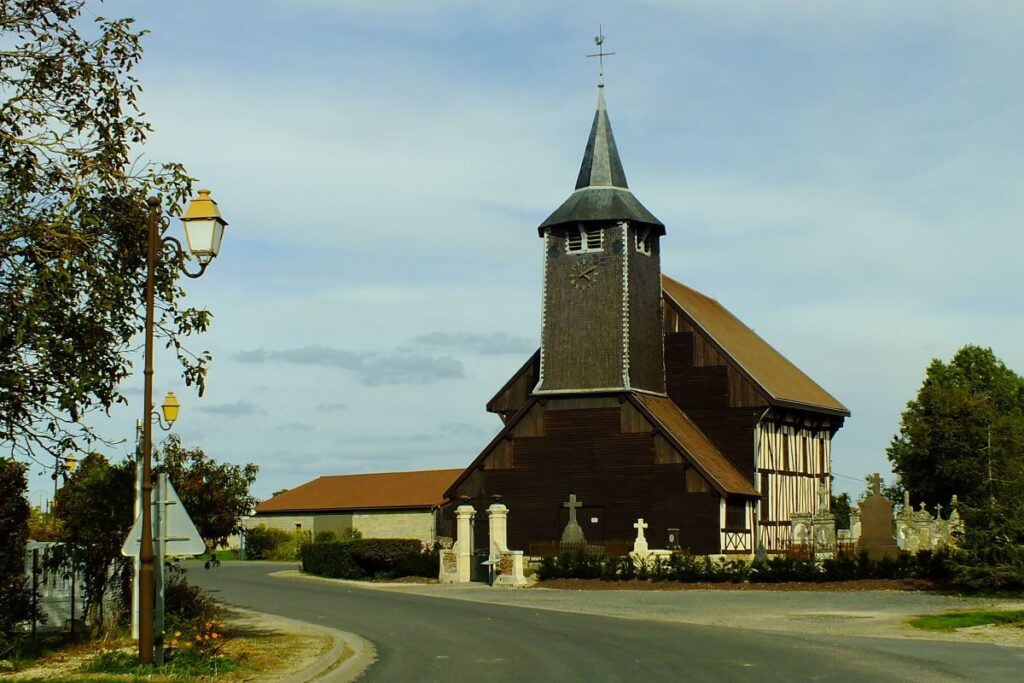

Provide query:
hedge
left=301, top=539, right=438, bottom=580
left=537, top=548, right=955, bottom=584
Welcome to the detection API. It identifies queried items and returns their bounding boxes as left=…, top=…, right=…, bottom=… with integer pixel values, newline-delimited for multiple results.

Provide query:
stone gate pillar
left=487, top=501, right=509, bottom=556
left=454, top=504, right=476, bottom=583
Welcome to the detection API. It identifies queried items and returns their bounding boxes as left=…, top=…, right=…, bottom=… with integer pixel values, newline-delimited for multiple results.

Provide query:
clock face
left=570, top=258, right=598, bottom=289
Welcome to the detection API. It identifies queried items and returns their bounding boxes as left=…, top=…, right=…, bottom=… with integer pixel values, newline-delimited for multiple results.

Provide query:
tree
left=0, top=459, right=34, bottom=645
left=156, top=435, right=258, bottom=550
left=51, top=452, right=134, bottom=626
left=887, top=345, right=1024, bottom=588
left=886, top=345, right=1024, bottom=508
left=0, top=0, right=207, bottom=466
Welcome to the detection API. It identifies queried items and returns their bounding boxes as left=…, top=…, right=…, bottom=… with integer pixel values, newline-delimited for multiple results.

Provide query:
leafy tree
left=887, top=345, right=1024, bottom=508
left=27, top=505, right=62, bottom=542
left=51, top=452, right=134, bottom=626
left=0, top=459, right=34, bottom=644
left=156, top=435, right=258, bottom=550
left=0, top=0, right=206, bottom=465
left=887, top=345, right=1024, bottom=588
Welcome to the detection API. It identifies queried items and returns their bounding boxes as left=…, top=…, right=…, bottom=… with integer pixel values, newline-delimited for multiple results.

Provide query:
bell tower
left=534, top=82, right=666, bottom=396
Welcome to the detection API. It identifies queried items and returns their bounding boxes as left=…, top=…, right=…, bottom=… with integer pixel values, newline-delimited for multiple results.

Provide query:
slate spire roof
left=538, top=84, right=665, bottom=235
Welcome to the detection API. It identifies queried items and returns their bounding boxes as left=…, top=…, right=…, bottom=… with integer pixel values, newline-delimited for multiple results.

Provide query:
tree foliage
left=51, top=452, right=134, bottom=626
left=0, top=459, right=34, bottom=644
left=887, top=345, right=1024, bottom=588
left=887, top=345, right=1024, bottom=508
left=156, top=435, right=258, bottom=550
left=0, top=0, right=206, bottom=465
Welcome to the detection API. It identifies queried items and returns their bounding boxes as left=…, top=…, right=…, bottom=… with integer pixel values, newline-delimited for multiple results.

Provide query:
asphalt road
left=189, top=563, right=1024, bottom=682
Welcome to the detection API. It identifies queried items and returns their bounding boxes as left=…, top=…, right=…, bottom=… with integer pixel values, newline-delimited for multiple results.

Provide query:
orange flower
left=211, top=633, right=220, bottom=640
left=195, top=634, right=203, bottom=641
left=174, top=631, right=182, bottom=637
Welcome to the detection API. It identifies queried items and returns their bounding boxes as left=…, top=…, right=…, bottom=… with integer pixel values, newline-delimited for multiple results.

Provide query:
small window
left=566, top=224, right=603, bottom=253
left=635, top=228, right=652, bottom=255
left=725, top=498, right=747, bottom=530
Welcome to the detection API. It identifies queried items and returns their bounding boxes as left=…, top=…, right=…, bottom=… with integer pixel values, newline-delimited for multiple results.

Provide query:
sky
left=24, top=0, right=1024, bottom=505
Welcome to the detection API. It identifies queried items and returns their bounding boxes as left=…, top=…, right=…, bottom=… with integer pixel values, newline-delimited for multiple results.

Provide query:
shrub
left=243, top=525, right=291, bottom=560
left=266, top=530, right=311, bottom=561
left=301, top=542, right=364, bottom=580
left=302, top=539, right=435, bottom=580
left=314, top=530, right=337, bottom=544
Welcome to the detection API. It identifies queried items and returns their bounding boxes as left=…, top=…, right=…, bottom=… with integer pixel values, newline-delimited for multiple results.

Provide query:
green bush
left=314, top=530, right=337, bottom=543
left=301, top=541, right=364, bottom=579
left=301, top=539, right=435, bottom=580
left=243, top=525, right=291, bottom=560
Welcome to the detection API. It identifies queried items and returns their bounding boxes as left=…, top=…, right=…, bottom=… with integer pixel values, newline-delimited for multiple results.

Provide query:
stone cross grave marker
left=633, top=518, right=649, bottom=554
left=560, top=493, right=587, bottom=550
left=563, top=494, right=582, bottom=525
left=869, top=472, right=883, bottom=496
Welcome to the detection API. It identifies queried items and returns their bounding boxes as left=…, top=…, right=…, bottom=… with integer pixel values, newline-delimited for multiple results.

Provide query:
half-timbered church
left=444, top=80, right=849, bottom=556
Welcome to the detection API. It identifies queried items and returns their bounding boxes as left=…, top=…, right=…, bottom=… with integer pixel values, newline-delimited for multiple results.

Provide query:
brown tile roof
left=632, top=394, right=760, bottom=497
left=254, top=468, right=464, bottom=514
left=662, top=275, right=849, bottom=416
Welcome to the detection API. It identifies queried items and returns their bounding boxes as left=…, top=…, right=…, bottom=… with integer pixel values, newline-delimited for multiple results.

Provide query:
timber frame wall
left=755, top=417, right=831, bottom=551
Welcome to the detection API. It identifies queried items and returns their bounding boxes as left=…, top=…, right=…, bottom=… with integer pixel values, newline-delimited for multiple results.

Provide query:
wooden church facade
left=443, top=84, right=848, bottom=556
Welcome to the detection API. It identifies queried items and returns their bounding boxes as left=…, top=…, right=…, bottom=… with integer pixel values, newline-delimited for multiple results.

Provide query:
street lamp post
left=138, top=191, right=227, bottom=664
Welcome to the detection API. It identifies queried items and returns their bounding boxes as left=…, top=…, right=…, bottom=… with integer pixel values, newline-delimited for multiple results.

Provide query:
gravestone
left=559, top=494, right=587, bottom=552
left=856, top=473, right=899, bottom=560
left=810, top=480, right=837, bottom=558
left=632, top=518, right=649, bottom=555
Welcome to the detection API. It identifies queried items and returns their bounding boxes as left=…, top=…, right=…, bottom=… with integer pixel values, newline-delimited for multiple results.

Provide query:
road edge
left=228, top=606, right=377, bottom=682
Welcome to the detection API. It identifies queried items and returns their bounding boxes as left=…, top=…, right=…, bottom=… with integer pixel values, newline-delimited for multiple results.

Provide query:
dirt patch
left=6, top=607, right=333, bottom=681
left=536, top=578, right=940, bottom=592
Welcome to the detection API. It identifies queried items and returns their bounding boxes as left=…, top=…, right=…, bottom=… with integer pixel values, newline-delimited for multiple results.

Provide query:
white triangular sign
left=121, top=475, right=206, bottom=557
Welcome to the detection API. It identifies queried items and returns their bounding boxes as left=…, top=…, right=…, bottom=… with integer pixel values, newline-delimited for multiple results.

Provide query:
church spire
left=537, top=84, right=664, bottom=236
left=574, top=86, right=629, bottom=190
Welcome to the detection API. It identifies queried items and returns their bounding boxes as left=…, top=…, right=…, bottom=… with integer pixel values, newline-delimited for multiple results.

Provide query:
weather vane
left=586, top=25, right=616, bottom=87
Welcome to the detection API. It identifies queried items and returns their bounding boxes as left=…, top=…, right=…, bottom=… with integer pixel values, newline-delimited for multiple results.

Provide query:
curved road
left=190, top=563, right=1023, bottom=682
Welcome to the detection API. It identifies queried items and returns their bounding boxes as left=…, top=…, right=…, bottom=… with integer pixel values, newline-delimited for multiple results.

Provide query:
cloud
left=235, top=345, right=464, bottom=385
left=196, top=400, right=263, bottom=417
left=315, top=402, right=348, bottom=412
left=276, top=422, right=315, bottom=432
left=411, top=331, right=536, bottom=356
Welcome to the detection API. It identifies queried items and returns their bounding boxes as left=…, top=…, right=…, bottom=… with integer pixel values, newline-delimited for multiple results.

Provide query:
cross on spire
left=586, top=26, right=616, bottom=87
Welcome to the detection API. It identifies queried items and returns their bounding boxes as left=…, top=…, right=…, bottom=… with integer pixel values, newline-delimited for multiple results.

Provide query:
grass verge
left=909, top=610, right=1024, bottom=631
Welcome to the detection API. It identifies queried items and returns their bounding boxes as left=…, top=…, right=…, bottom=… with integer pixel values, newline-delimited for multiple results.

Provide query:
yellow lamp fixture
left=180, top=189, right=228, bottom=265
left=161, top=391, right=180, bottom=426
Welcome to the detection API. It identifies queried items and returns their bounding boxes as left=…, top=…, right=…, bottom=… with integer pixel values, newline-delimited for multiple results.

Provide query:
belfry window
left=635, top=228, right=652, bottom=255
left=566, top=224, right=603, bottom=253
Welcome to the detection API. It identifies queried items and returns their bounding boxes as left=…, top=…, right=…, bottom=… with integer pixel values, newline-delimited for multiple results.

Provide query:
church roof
left=254, top=468, right=464, bottom=514
left=445, top=393, right=757, bottom=499
left=662, top=275, right=849, bottom=416
left=538, top=87, right=664, bottom=235
left=632, top=394, right=760, bottom=497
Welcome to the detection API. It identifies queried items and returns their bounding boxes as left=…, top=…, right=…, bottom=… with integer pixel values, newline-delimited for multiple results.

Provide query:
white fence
left=23, top=541, right=87, bottom=634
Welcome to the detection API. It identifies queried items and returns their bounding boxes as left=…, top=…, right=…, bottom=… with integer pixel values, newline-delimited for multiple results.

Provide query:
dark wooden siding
left=539, top=225, right=625, bottom=391
left=486, top=352, right=539, bottom=421
left=664, top=330, right=762, bottom=479
left=626, top=229, right=666, bottom=393
left=448, top=402, right=722, bottom=554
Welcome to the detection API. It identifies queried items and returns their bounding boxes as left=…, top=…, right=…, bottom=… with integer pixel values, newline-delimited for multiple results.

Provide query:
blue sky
left=26, top=1, right=1024, bottom=504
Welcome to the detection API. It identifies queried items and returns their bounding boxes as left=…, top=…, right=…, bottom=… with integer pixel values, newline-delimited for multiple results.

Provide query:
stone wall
left=352, top=509, right=435, bottom=543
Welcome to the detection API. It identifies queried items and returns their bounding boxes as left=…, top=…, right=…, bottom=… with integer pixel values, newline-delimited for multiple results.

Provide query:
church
left=442, top=80, right=849, bottom=556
